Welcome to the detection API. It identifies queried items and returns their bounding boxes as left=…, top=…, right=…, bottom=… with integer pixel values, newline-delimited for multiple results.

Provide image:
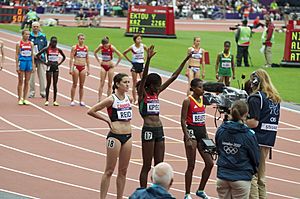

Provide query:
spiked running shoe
left=196, top=191, right=210, bottom=199
left=45, top=101, right=49, bottom=106
left=53, top=101, right=60, bottom=106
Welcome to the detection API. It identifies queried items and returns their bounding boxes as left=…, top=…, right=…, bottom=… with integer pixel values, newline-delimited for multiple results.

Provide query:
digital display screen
left=0, top=6, right=27, bottom=23
left=128, top=12, right=167, bottom=34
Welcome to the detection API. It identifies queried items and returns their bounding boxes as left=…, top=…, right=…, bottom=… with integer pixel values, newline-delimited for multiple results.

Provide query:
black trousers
left=236, top=45, right=249, bottom=67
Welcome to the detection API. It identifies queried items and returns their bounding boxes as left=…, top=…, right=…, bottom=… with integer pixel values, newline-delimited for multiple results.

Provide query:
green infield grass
left=1, top=24, right=299, bottom=104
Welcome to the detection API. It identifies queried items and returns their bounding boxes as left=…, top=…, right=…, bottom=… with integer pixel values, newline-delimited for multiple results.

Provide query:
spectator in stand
left=87, top=8, right=101, bottom=27
left=75, top=8, right=88, bottom=26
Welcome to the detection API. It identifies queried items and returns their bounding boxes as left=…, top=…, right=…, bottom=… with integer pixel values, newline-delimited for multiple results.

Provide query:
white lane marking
left=0, top=166, right=122, bottom=198
left=0, top=188, right=40, bottom=199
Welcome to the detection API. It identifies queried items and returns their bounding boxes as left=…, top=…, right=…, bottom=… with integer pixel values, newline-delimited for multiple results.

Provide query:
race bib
left=21, top=50, right=32, bottom=57
left=48, top=55, right=59, bottom=62
left=102, top=55, right=111, bottom=61
left=187, top=129, right=195, bottom=139
left=133, top=53, right=144, bottom=60
left=117, top=109, right=132, bottom=120
left=147, top=102, right=160, bottom=113
left=192, top=53, right=202, bottom=59
left=221, top=62, right=231, bottom=68
left=76, top=51, right=87, bottom=58
left=192, top=113, right=205, bottom=123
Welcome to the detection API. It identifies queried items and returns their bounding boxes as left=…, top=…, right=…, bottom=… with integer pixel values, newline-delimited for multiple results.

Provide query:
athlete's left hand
left=86, top=71, right=90, bottom=76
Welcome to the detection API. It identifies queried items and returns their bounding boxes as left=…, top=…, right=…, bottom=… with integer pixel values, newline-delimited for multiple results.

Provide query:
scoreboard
left=125, top=5, right=176, bottom=38
left=282, top=20, right=300, bottom=67
left=0, top=6, right=27, bottom=23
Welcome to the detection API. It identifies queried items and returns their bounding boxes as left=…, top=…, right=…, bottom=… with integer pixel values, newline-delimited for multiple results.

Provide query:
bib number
left=187, top=129, right=195, bottom=139
left=192, top=113, right=205, bottom=123
left=48, top=55, right=59, bottom=62
left=144, top=131, right=153, bottom=141
left=147, top=103, right=159, bottom=113
left=117, top=110, right=132, bottom=120
left=107, top=138, right=115, bottom=148
left=221, top=62, right=231, bottom=68
left=21, top=50, right=31, bottom=57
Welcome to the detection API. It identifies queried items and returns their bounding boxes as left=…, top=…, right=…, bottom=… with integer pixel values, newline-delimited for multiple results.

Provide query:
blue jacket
left=215, top=121, right=260, bottom=181
left=129, top=184, right=175, bottom=199
left=29, top=31, right=47, bottom=61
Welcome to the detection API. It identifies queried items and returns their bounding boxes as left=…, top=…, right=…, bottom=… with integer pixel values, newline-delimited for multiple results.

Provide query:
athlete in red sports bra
left=94, top=37, right=123, bottom=102
left=69, top=33, right=90, bottom=106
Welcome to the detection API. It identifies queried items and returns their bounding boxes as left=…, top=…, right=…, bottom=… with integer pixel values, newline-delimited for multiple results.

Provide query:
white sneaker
left=79, top=101, right=85, bottom=106
left=184, top=194, right=193, bottom=199
left=70, top=101, right=76, bottom=106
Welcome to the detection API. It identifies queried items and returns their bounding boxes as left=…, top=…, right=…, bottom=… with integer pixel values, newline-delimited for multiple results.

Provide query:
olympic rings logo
left=223, top=145, right=239, bottom=154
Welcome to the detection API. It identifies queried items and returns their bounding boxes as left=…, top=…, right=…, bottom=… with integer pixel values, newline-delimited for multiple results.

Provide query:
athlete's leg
left=197, top=142, right=214, bottom=191
left=116, top=138, right=132, bottom=199
left=187, top=69, right=194, bottom=96
left=224, top=76, right=230, bottom=87
left=98, top=68, right=108, bottom=102
left=45, top=71, right=52, bottom=101
left=78, top=69, right=87, bottom=103
left=17, top=71, right=24, bottom=100
left=154, top=140, right=165, bottom=165
left=100, top=138, right=121, bottom=199
left=107, top=68, right=114, bottom=97
left=184, top=139, right=198, bottom=194
left=71, top=69, right=79, bottom=102
left=53, top=71, right=59, bottom=102
left=139, top=141, right=155, bottom=188
left=23, top=71, right=32, bottom=100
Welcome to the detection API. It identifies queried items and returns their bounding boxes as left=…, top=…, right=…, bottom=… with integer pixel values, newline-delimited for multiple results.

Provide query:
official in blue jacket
left=29, top=22, right=47, bottom=98
left=215, top=100, right=260, bottom=199
left=130, top=162, right=175, bottom=199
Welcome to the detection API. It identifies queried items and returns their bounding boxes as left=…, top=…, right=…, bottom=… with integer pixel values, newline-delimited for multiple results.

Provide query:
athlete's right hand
left=216, top=74, right=219, bottom=80
left=185, top=137, right=193, bottom=147
left=69, top=70, right=73, bottom=75
left=147, top=45, right=156, bottom=59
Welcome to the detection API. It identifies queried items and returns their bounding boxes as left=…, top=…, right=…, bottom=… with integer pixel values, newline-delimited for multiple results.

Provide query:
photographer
left=215, top=100, right=260, bottom=199
left=246, top=69, right=281, bottom=199
left=181, top=78, right=214, bottom=199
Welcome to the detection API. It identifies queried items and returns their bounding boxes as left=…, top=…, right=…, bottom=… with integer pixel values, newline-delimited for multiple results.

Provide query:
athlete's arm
left=58, top=48, right=66, bottom=66
left=201, top=49, right=205, bottom=79
left=159, top=52, right=192, bottom=94
left=215, top=54, right=220, bottom=80
left=94, top=44, right=101, bottom=64
left=31, top=42, right=35, bottom=70
left=87, top=96, right=114, bottom=128
left=85, top=46, right=90, bottom=75
left=185, top=48, right=192, bottom=77
left=181, top=98, right=192, bottom=142
left=36, top=47, right=48, bottom=65
left=69, top=46, right=76, bottom=74
left=122, top=46, right=132, bottom=63
left=15, top=42, right=20, bottom=72
left=112, top=45, right=123, bottom=67
left=138, top=45, right=156, bottom=99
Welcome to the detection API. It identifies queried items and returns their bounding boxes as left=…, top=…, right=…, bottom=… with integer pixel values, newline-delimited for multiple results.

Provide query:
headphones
left=251, top=71, right=260, bottom=87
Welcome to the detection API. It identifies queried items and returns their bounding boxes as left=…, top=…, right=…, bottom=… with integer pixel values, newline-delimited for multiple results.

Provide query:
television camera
left=203, top=82, right=248, bottom=127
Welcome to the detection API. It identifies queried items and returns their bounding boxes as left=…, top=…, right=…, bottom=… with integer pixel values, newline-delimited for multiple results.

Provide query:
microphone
left=203, top=82, right=225, bottom=93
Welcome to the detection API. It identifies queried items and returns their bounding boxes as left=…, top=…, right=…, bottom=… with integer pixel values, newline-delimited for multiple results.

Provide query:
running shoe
left=70, top=101, right=76, bottom=106
left=23, top=100, right=31, bottom=105
left=184, top=194, right=193, bottom=199
left=196, top=191, right=210, bottom=199
left=45, top=101, right=49, bottom=106
left=79, top=101, right=85, bottom=106
left=40, top=93, right=46, bottom=98
left=53, top=101, right=60, bottom=106
left=28, top=93, right=35, bottom=98
left=18, top=99, right=24, bottom=105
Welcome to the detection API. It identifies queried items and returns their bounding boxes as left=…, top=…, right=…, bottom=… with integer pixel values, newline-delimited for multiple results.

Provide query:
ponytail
left=230, top=100, right=248, bottom=122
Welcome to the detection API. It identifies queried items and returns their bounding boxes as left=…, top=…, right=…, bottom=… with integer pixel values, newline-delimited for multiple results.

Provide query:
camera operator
left=181, top=78, right=214, bottom=199
left=246, top=69, right=281, bottom=199
left=215, top=100, right=260, bottom=199
left=235, top=19, right=251, bottom=67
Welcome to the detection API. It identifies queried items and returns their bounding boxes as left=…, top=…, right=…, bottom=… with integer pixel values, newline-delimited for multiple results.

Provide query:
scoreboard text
left=126, top=5, right=176, bottom=38
left=0, top=6, right=27, bottom=23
